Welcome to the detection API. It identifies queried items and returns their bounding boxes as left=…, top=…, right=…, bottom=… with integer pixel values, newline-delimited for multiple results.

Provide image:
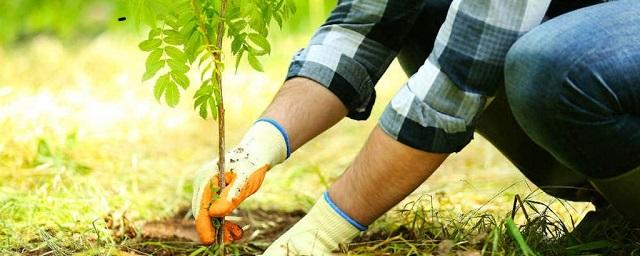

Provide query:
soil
left=123, top=207, right=306, bottom=255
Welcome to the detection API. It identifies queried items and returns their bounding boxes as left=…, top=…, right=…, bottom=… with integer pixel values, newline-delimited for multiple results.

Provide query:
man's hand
left=192, top=119, right=289, bottom=245
left=262, top=192, right=364, bottom=255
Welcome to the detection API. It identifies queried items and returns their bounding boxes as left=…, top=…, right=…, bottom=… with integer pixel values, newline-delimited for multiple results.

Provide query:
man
left=192, top=0, right=640, bottom=254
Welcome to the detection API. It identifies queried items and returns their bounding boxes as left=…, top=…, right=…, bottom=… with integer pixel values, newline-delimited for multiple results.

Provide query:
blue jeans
left=505, top=0, right=640, bottom=179
left=398, top=0, right=606, bottom=202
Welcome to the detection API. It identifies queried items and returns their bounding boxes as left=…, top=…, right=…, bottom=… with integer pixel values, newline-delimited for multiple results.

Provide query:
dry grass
left=0, top=35, right=600, bottom=255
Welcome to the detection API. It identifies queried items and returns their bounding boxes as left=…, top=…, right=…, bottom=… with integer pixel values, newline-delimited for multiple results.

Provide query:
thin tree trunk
left=213, top=0, right=228, bottom=252
left=190, top=0, right=229, bottom=254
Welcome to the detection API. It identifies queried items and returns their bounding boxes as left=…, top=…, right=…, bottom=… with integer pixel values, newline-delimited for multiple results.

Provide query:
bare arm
left=261, top=77, right=348, bottom=151
left=330, top=126, right=448, bottom=225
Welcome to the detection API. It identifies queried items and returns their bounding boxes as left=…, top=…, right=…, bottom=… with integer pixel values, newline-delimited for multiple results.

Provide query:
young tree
left=130, top=0, right=294, bottom=252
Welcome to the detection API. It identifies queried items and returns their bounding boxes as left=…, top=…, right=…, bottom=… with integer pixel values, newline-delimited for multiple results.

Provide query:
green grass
left=0, top=35, right=636, bottom=255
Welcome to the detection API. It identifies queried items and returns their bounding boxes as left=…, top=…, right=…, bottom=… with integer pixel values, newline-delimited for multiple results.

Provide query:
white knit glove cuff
left=262, top=192, right=366, bottom=255
left=236, top=118, right=290, bottom=167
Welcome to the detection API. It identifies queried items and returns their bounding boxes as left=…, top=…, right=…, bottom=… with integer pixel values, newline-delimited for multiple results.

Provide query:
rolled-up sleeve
left=287, top=0, right=424, bottom=120
left=380, top=0, right=551, bottom=153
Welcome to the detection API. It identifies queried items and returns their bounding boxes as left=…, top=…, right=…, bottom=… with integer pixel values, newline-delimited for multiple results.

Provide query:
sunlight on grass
left=0, top=35, right=593, bottom=254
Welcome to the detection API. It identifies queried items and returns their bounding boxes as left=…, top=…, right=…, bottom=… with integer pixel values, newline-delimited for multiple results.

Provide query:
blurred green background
left=0, top=0, right=334, bottom=46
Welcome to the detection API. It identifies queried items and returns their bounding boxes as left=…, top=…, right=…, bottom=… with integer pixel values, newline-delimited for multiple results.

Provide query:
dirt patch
left=234, top=208, right=306, bottom=243
left=122, top=208, right=305, bottom=255
left=141, top=218, right=199, bottom=242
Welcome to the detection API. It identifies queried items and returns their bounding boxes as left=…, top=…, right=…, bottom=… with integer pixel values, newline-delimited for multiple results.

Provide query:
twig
left=190, top=0, right=229, bottom=254
left=213, top=0, right=229, bottom=252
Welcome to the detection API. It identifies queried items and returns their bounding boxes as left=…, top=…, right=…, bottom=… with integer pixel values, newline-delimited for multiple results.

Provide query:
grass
left=0, top=34, right=637, bottom=255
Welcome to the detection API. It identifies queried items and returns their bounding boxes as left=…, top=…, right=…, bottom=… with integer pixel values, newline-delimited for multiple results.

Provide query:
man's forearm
left=261, top=77, right=348, bottom=151
left=262, top=126, right=450, bottom=255
left=330, top=126, right=449, bottom=225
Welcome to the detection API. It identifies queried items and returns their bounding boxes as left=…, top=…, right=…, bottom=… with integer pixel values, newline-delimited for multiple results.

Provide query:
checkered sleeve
left=380, top=0, right=551, bottom=153
left=286, top=0, right=425, bottom=120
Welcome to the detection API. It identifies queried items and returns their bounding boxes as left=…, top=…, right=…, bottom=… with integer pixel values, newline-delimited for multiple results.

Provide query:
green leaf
left=230, top=20, right=247, bottom=30
left=143, top=49, right=164, bottom=81
left=165, top=46, right=187, bottom=64
left=231, top=34, right=245, bottom=54
left=164, top=30, right=184, bottom=45
left=177, top=13, right=195, bottom=28
left=165, top=17, right=180, bottom=30
left=247, top=45, right=268, bottom=56
left=212, top=79, right=222, bottom=106
left=180, top=19, right=197, bottom=38
left=165, top=36, right=184, bottom=45
left=234, top=49, right=245, bottom=72
left=193, top=80, right=214, bottom=120
left=148, top=28, right=162, bottom=39
left=197, top=97, right=208, bottom=119
left=274, top=0, right=286, bottom=14
left=175, top=1, right=192, bottom=15
left=274, top=14, right=283, bottom=28
left=185, top=32, right=203, bottom=63
left=208, top=96, right=218, bottom=120
left=247, top=53, right=264, bottom=72
left=171, top=72, right=190, bottom=89
left=198, top=52, right=210, bottom=68
left=193, top=81, right=213, bottom=98
left=201, top=62, right=212, bottom=80
left=248, top=33, right=270, bottom=54
left=168, top=59, right=190, bottom=73
left=143, top=60, right=164, bottom=81
left=128, top=0, right=165, bottom=27
left=193, top=95, right=208, bottom=110
left=165, top=82, right=180, bottom=107
left=225, top=6, right=240, bottom=20
left=146, top=48, right=163, bottom=65
left=139, top=39, right=162, bottom=52
left=153, top=74, right=170, bottom=102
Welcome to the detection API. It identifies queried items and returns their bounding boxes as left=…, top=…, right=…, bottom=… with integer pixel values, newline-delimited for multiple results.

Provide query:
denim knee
left=503, top=7, right=640, bottom=178
left=504, top=33, right=565, bottom=129
left=502, top=25, right=585, bottom=176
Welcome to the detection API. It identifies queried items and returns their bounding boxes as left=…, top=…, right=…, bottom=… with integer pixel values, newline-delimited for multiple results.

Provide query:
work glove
left=192, top=119, right=290, bottom=245
left=262, top=192, right=366, bottom=255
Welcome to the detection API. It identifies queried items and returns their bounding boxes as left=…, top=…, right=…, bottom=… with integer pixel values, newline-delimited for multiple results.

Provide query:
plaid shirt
left=286, top=0, right=552, bottom=153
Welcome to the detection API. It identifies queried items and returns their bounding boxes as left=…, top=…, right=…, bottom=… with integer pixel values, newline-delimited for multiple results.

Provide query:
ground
left=0, top=35, right=636, bottom=255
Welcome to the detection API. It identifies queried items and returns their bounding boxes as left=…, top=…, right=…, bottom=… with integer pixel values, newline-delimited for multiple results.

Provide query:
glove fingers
left=222, top=221, right=244, bottom=244
left=238, top=166, right=269, bottom=202
left=195, top=172, right=236, bottom=244
left=208, top=171, right=238, bottom=217
left=195, top=179, right=216, bottom=245
left=209, top=165, right=270, bottom=217
left=209, top=188, right=235, bottom=217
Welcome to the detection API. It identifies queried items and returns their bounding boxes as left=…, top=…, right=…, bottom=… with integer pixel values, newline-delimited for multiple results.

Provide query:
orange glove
left=193, top=169, right=246, bottom=244
left=192, top=119, right=289, bottom=245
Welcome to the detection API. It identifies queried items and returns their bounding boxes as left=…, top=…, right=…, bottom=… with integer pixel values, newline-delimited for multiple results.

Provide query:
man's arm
left=261, top=78, right=347, bottom=151
left=335, top=0, right=553, bottom=229
left=263, top=0, right=553, bottom=254
left=260, top=0, right=430, bottom=151
left=194, top=0, right=427, bottom=245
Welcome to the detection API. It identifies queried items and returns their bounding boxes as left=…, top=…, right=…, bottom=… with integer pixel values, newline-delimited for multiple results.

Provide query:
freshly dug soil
left=123, top=207, right=305, bottom=255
